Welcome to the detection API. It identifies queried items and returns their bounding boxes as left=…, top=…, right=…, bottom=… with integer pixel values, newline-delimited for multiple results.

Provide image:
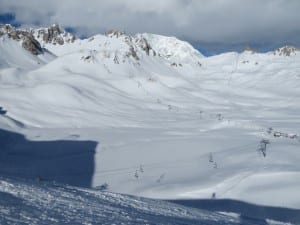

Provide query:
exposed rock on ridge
left=105, top=29, right=156, bottom=61
left=0, top=24, right=43, bottom=55
left=34, top=24, right=76, bottom=45
left=274, top=46, right=299, bottom=56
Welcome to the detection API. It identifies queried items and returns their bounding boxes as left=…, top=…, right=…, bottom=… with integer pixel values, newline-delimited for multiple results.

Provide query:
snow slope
left=141, top=33, right=204, bottom=65
left=1, top=24, right=300, bottom=224
left=0, top=177, right=249, bottom=225
left=0, top=36, right=54, bottom=70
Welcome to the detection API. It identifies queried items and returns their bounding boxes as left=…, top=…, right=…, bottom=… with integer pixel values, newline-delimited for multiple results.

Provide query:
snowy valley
left=0, top=23, right=300, bottom=224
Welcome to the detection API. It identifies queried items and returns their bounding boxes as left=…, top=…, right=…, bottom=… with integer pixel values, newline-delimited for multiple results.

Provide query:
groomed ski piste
left=0, top=24, right=300, bottom=224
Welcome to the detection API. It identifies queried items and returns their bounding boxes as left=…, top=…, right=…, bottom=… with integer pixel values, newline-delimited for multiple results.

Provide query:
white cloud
left=0, top=0, right=299, bottom=46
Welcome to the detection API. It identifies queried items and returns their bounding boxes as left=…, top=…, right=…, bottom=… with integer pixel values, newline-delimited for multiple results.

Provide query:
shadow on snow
left=0, top=107, right=6, bottom=115
left=170, top=198, right=300, bottom=225
left=0, top=128, right=98, bottom=187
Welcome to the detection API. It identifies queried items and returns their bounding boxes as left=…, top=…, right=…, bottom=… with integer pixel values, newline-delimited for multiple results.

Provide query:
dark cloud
left=0, top=0, right=299, bottom=52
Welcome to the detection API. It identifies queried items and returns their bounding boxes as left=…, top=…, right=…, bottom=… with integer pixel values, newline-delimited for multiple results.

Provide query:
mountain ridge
left=2, top=23, right=299, bottom=61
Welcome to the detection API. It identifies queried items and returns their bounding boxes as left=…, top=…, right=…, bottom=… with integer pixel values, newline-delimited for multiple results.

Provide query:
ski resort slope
left=1, top=25, right=300, bottom=224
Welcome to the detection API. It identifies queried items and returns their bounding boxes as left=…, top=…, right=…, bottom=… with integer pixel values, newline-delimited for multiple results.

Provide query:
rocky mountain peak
left=274, top=45, right=299, bottom=56
left=104, top=30, right=155, bottom=60
left=0, top=24, right=43, bottom=55
left=0, top=24, right=14, bottom=35
left=140, top=33, right=204, bottom=66
left=105, top=29, right=126, bottom=38
left=33, top=24, right=76, bottom=46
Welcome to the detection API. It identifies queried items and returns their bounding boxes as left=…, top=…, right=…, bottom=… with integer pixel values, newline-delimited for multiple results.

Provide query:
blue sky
left=0, top=13, right=18, bottom=26
left=0, top=0, right=299, bottom=55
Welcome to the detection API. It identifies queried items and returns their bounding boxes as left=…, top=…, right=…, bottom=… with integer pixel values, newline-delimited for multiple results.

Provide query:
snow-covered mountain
left=1, top=24, right=300, bottom=224
left=141, top=33, right=204, bottom=65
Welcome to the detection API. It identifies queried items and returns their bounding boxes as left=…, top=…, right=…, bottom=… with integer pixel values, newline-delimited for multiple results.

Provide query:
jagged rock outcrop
left=274, top=46, right=299, bottom=56
left=0, top=24, right=43, bottom=55
left=34, top=24, right=76, bottom=46
left=105, top=29, right=125, bottom=38
left=0, top=24, right=13, bottom=37
left=21, top=35, right=43, bottom=55
left=134, top=34, right=155, bottom=56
